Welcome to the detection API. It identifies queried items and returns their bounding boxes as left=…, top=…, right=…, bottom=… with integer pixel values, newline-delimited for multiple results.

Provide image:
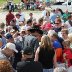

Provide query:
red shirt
left=64, top=49, right=72, bottom=67
left=6, top=13, right=14, bottom=25
left=63, top=48, right=70, bottom=53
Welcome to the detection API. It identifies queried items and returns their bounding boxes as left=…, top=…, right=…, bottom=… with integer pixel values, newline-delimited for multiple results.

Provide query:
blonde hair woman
left=34, top=35, right=57, bottom=72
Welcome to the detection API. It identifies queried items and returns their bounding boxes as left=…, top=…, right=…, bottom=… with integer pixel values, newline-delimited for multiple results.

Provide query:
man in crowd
left=5, top=33, right=22, bottom=69
left=17, top=46, right=43, bottom=72
left=0, top=42, right=18, bottom=61
left=6, top=10, right=15, bottom=26
left=22, top=25, right=43, bottom=53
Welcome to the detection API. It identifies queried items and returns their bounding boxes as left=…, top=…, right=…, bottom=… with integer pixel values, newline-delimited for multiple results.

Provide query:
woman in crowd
left=43, top=11, right=50, bottom=22
left=0, top=60, right=13, bottom=72
left=34, top=35, right=57, bottom=72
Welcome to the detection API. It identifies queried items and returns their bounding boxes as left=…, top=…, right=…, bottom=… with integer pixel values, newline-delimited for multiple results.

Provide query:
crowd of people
left=5, top=0, right=45, bottom=11
left=0, top=7, right=72, bottom=72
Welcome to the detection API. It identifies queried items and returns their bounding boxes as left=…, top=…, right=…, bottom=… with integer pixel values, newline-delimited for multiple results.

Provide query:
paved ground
left=0, top=11, right=42, bottom=24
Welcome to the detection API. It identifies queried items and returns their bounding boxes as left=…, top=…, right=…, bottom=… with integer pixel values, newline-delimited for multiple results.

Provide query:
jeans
left=43, top=69, right=53, bottom=72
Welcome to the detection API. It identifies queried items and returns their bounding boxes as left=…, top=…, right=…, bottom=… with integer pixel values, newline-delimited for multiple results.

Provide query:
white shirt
left=68, top=27, right=72, bottom=34
left=16, top=18, right=19, bottom=26
left=0, top=49, right=7, bottom=60
left=19, top=13, right=25, bottom=22
left=42, top=10, right=46, bottom=17
left=43, top=16, right=50, bottom=22
left=65, top=20, right=71, bottom=28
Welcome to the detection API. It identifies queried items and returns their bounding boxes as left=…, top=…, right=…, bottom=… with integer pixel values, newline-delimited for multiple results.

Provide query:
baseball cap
left=48, top=30, right=56, bottom=37
left=5, top=33, right=13, bottom=39
left=5, top=42, right=18, bottom=53
left=23, top=47, right=33, bottom=55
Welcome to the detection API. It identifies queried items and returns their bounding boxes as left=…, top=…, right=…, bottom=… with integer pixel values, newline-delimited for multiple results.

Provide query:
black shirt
left=38, top=47, right=55, bottom=69
left=17, top=59, right=43, bottom=72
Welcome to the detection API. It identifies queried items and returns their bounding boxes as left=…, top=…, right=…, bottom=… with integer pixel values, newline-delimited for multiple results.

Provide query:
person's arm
left=34, top=47, right=40, bottom=61
left=63, top=53, right=68, bottom=68
left=63, top=53, right=67, bottom=64
left=32, top=38, right=39, bottom=52
left=6, top=15, right=8, bottom=26
left=53, top=52, right=57, bottom=68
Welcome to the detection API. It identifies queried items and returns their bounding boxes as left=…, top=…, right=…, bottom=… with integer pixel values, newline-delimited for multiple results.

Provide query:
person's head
left=1, top=30, right=5, bottom=37
left=55, top=8, right=59, bottom=14
left=58, top=9, right=64, bottom=15
left=10, top=29, right=16, bottom=35
left=55, top=8, right=62, bottom=15
left=61, top=29, right=68, bottom=39
left=5, top=33, right=14, bottom=43
left=29, top=13, right=33, bottom=17
left=65, top=9, right=68, bottom=14
left=61, top=23, right=66, bottom=29
left=30, top=27, right=43, bottom=41
left=23, top=26, right=31, bottom=35
left=0, top=22, right=5, bottom=30
left=18, top=9, right=21, bottom=13
left=38, top=18, right=43, bottom=25
left=40, top=35, right=52, bottom=49
left=68, top=33, right=72, bottom=43
left=6, top=26, right=12, bottom=33
left=3, top=42, right=18, bottom=57
left=48, top=30, right=56, bottom=38
left=20, top=29, right=26, bottom=36
left=16, top=13, right=21, bottom=19
left=51, top=9, right=55, bottom=13
left=28, top=25, right=43, bottom=41
left=34, top=29, right=43, bottom=42
left=0, top=38, right=3, bottom=48
left=54, top=67, right=67, bottom=72
left=63, top=40, right=70, bottom=49
left=27, top=19, right=32, bottom=26
left=0, top=60, right=13, bottom=72
left=9, top=10, right=12, bottom=13
left=50, top=33, right=58, bottom=41
left=13, top=25, right=19, bottom=32
left=22, top=47, right=33, bottom=60
left=68, top=15, right=72, bottom=20
left=46, top=11, right=50, bottom=16
left=55, top=18, right=62, bottom=28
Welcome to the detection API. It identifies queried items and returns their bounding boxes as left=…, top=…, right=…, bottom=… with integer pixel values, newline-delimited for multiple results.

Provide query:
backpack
left=22, top=35, right=39, bottom=52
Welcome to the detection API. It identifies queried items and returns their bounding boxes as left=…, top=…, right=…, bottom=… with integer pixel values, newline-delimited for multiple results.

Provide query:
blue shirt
left=53, top=40, right=62, bottom=49
left=2, top=37, right=6, bottom=48
left=50, top=13, right=57, bottom=23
